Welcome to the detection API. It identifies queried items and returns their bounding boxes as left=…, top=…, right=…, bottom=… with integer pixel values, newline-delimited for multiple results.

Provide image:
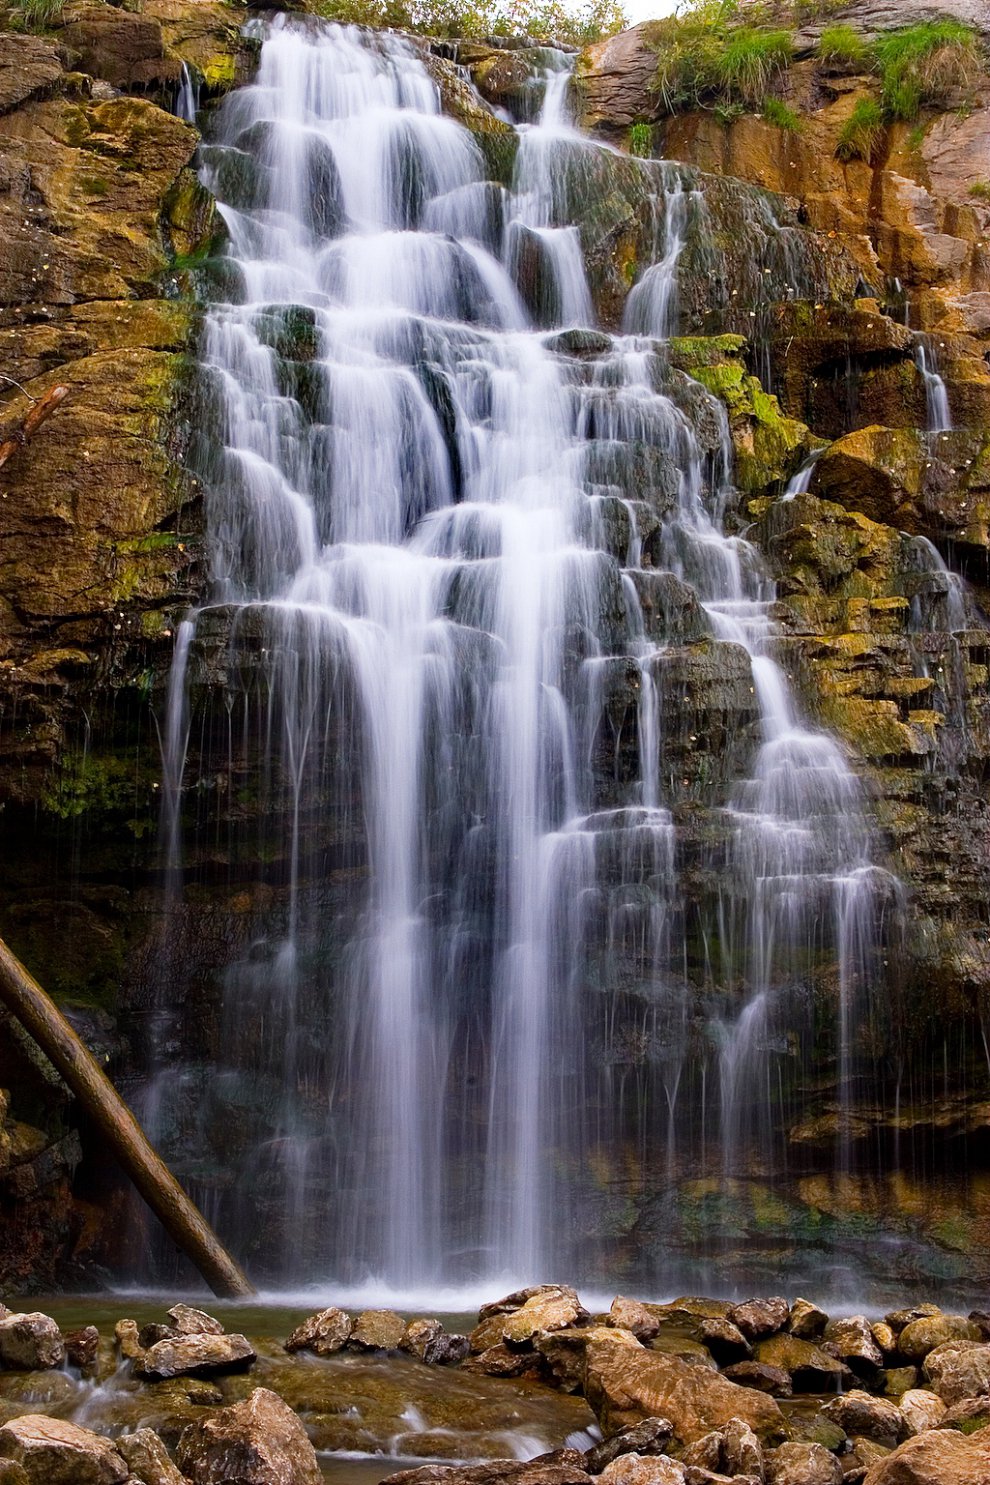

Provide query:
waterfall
left=159, top=17, right=897, bottom=1290
left=915, top=339, right=953, bottom=433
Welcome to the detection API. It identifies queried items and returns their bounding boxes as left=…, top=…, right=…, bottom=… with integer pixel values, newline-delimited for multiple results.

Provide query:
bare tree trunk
left=0, top=937, right=255, bottom=1299
left=0, top=385, right=70, bottom=472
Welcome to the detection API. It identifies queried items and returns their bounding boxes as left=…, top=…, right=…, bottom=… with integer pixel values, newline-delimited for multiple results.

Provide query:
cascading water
left=158, top=18, right=899, bottom=1292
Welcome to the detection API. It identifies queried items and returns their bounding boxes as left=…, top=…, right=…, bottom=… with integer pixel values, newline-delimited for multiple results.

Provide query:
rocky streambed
left=0, top=1285, right=989, bottom=1483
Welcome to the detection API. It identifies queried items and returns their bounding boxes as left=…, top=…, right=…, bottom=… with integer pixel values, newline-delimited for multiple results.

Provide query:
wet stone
left=134, top=1332, right=256, bottom=1381
left=727, top=1300, right=789, bottom=1344
left=0, top=1415, right=128, bottom=1485
left=584, top=1417, right=675, bottom=1473
left=64, top=1326, right=99, bottom=1371
left=721, top=1361, right=792, bottom=1397
left=0, top=1315, right=64, bottom=1372
left=787, top=1300, right=828, bottom=1342
left=284, top=1306, right=353, bottom=1356
left=820, top=1391, right=907, bottom=1449
left=349, top=1309, right=406, bottom=1351
left=698, top=1318, right=751, bottom=1366
left=165, top=1305, right=224, bottom=1336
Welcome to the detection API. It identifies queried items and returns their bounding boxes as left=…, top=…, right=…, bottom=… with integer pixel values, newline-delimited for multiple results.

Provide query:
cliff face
left=1, top=0, right=990, bottom=1287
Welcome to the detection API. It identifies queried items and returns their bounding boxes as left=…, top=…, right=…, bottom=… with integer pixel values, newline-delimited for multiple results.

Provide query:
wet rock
left=115, top=1320, right=144, bottom=1362
left=765, top=1442, right=841, bottom=1485
left=721, top=1362, right=792, bottom=1398
left=922, top=1340, right=990, bottom=1404
left=0, top=1461, right=27, bottom=1485
left=574, top=24, right=664, bottom=135
left=755, top=1335, right=849, bottom=1393
left=462, top=1342, right=545, bottom=1379
left=165, top=1305, right=224, bottom=1336
left=472, top=1289, right=588, bottom=1352
left=883, top=1308, right=940, bottom=1335
left=584, top=1417, right=675, bottom=1474
left=140, top=1324, right=180, bottom=1349
left=699, top=1319, right=752, bottom=1367
left=871, top=1326, right=897, bottom=1358
left=425, top=1333, right=470, bottom=1366
left=788, top=1301, right=828, bottom=1342
left=64, top=1325, right=99, bottom=1370
left=349, top=1309, right=406, bottom=1351
left=537, top=1326, right=640, bottom=1392
left=940, top=1395, right=990, bottom=1432
left=820, top=1392, right=908, bottom=1449
left=381, top=1449, right=593, bottom=1484
left=684, top=1418, right=763, bottom=1480
left=0, top=1314, right=64, bottom=1371
left=134, top=1332, right=256, bottom=1381
left=116, top=1428, right=186, bottom=1485
left=898, top=1389, right=946, bottom=1435
left=609, top=1299, right=661, bottom=1342
left=726, top=1300, right=789, bottom=1344
left=284, top=1306, right=353, bottom=1356
left=823, top=1317, right=884, bottom=1380
left=583, top=1333, right=787, bottom=1446
left=0, top=1415, right=128, bottom=1484
left=897, top=1315, right=980, bottom=1362
left=176, top=1387, right=322, bottom=1485
left=846, top=1436, right=891, bottom=1477
left=599, top=1456, right=684, bottom=1484
left=401, top=1317, right=445, bottom=1360
left=882, top=1369, right=918, bottom=1398
left=859, top=1427, right=990, bottom=1483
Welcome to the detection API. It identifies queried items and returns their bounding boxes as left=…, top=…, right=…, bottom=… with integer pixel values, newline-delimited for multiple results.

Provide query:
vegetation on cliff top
left=313, top=0, right=625, bottom=43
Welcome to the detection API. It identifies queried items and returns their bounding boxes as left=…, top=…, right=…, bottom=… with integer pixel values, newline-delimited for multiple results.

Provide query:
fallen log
left=0, top=936, right=255, bottom=1299
left=0, top=384, right=70, bottom=473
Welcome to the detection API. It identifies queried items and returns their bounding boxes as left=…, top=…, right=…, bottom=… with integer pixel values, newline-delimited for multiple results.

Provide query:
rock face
left=175, top=1387, right=323, bottom=1485
left=860, top=1427, right=990, bottom=1484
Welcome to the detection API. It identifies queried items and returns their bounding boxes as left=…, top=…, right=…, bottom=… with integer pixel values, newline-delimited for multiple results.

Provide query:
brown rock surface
left=861, top=1427, right=990, bottom=1484
left=0, top=1415, right=128, bottom=1485
left=176, top=1387, right=323, bottom=1485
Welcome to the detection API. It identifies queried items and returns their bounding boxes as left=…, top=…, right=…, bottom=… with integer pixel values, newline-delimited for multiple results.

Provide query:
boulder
left=583, top=1334, right=787, bottom=1446
left=380, top=1449, right=593, bottom=1484
left=787, top=1301, right=828, bottom=1342
left=285, top=1306, right=353, bottom=1356
left=64, top=1325, right=99, bottom=1370
left=922, top=1341, right=990, bottom=1404
left=349, top=1309, right=406, bottom=1351
left=164, top=1305, right=224, bottom=1336
left=940, top=1395, right=990, bottom=1431
left=134, top=1332, right=256, bottom=1380
left=584, top=1418, right=675, bottom=1474
left=115, top=1319, right=144, bottom=1361
left=425, top=1333, right=470, bottom=1366
left=0, top=1415, right=128, bottom=1485
left=176, top=1387, right=322, bottom=1485
left=609, top=1299, right=661, bottom=1342
left=0, top=1314, right=64, bottom=1370
left=537, top=1325, right=641, bottom=1392
left=598, top=1456, right=685, bottom=1484
left=755, top=1335, right=849, bottom=1393
left=898, top=1390, right=945, bottom=1436
left=116, top=1429, right=186, bottom=1485
left=766, top=1442, right=841, bottom=1485
left=721, top=1362, right=792, bottom=1397
left=401, top=1317, right=444, bottom=1359
left=883, top=1370, right=918, bottom=1398
left=884, top=1308, right=940, bottom=1335
left=823, top=1317, right=883, bottom=1379
left=860, top=1427, right=990, bottom=1483
left=699, top=1319, right=752, bottom=1366
left=898, top=1315, right=981, bottom=1362
left=872, top=1325, right=897, bottom=1357
left=472, top=1289, right=588, bottom=1352
left=727, top=1300, right=789, bottom=1344
left=820, top=1393, right=908, bottom=1449
left=681, top=1418, right=763, bottom=1479
left=462, top=1342, right=545, bottom=1379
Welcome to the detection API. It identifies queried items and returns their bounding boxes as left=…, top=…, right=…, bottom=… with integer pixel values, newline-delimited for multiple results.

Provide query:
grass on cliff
left=650, top=0, right=793, bottom=116
left=834, top=95, right=883, bottom=161
left=873, top=19, right=981, bottom=120
left=817, top=23, right=868, bottom=67
left=313, top=0, right=624, bottom=43
left=6, top=0, right=64, bottom=31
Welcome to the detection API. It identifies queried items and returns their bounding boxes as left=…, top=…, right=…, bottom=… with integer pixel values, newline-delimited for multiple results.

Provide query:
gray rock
left=164, top=1305, right=224, bottom=1336
left=585, top=1417, right=675, bottom=1474
left=134, top=1332, right=256, bottom=1381
left=0, top=1314, right=64, bottom=1371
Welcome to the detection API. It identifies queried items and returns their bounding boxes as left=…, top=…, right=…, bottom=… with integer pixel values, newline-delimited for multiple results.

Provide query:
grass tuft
left=873, top=19, right=980, bottom=122
left=817, top=23, right=868, bottom=67
left=8, top=0, right=64, bottom=29
left=835, top=95, right=883, bottom=161
left=762, top=96, right=802, bottom=130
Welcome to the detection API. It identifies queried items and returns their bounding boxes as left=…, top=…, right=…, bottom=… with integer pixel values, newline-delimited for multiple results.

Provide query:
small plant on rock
left=762, top=96, right=802, bottom=130
left=628, top=121, right=653, bottom=157
left=8, top=0, right=64, bottom=29
left=817, top=23, right=868, bottom=67
left=873, top=18, right=980, bottom=121
left=835, top=95, right=883, bottom=161
left=970, top=180, right=990, bottom=201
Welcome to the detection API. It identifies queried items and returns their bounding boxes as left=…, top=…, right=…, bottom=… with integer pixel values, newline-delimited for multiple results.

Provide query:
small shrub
left=817, top=23, right=868, bottom=67
left=762, top=96, right=802, bottom=130
left=835, top=95, right=883, bottom=161
left=313, top=0, right=625, bottom=43
left=650, top=4, right=794, bottom=116
left=8, top=0, right=64, bottom=29
left=628, top=121, right=653, bottom=157
left=712, top=99, right=745, bottom=126
left=714, top=26, right=793, bottom=105
left=873, top=19, right=979, bottom=122
left=970, top=180, right=990, bottom=201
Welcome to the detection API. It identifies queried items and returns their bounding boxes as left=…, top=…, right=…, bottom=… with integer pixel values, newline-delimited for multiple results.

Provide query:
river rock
left=0, top=1462, right=27, bottom=1484
left=897, top=1315, right=981, bottom=1362
left=537, top=1325, right=641, bottom=1392
left=380, top=1449, right=594, bottom=1483
left=116, top=1428, right=186, bottom=1485
left=721, top=1362, right=792, bottom=1397
left=585, top=1418, right=675, bottom=1473
left=699, top=1319, right=752, bottom=1366
left=922, top=1340, right=990, bottom=1404
left=115, top=1320, right=144, bottom=1361
left=0, top=1314, right=64, bottom=1371
left=599, top=1457, right=684, bottom=1484
left=479, top=1285, right=581, bottom=1319
left=941, top=1395, right=990, bottom=1431
left=883, top=1308, right=940, bottom=1335
left=727, top=1300, right=789, bottom=1343
left=284, top=1306, right=353, bottom=1356
left=820, top=1393, right=907, bottom=1449
left=882, top=1370, right=918, bottom=1399
left=898, top=1390, right=945, bottom=1436
left=788, top=1301, right=828, bottom=1342
left=754, top=1335, right=849, bottom=1393
left=134, top=1332, right=256, bottom=1380
left=765, top=1442, right=841, bottom=1485
left=472, top=1289, right=588, bottom=1352
left=176, top=1387, right=322, bottom=1485
left=64, top=1325, right=100, bottom=1370
left=823, top=1317, right=884, bottom=1379
left=682, top=1418, right=764, bottom=1479
left=609, top=1299, right=661, bottom=1341
left=583, top=1334, right=787, bottom=1446
left=401, top=1317, right=444, bottom=1359
left=871, top=1325, right=897, bottom=1358
left=860, top=1426, right=990, bottom=1483
left=349, top=1309, right=406, bottom=1351
left=462, top=1342, right=545, bottom=1379
left=165, top=1305, right=224, bottom=1336
left=425, top=1332, right=470, bottom=1366
left=0, top=1415, right=128, bottom=1484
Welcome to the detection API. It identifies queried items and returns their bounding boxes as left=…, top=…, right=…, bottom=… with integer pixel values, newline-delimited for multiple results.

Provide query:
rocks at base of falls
left=175, top=1387, right=323, bottom=1485
left=0, top=1415, right=129, bottom=1485
left=283, top=1304, right=469, bottom=1363
left=113, top=1306, right=257, bottom=1383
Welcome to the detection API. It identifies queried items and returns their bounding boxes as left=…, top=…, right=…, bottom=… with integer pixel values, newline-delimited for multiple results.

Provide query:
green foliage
left=873, top=19, right=980, bottom=122
left=40, top=751, right=156, bottom=837
left=761, top=96, right=801, bottom=130
left=835, top=95, right=883, bottom=161
left=817, top=22, right=867, bottom=66
left=628, top=120, right=652, bottom=156
left=649, top=0, right=794, bottom=117
left=313, top=0, right=625, bottom=43
left=6, top=0, right=64, bottom=30
left=970, top=180, right=990, bottom=201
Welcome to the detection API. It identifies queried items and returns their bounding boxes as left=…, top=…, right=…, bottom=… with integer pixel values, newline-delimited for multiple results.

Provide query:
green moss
left=668, top=333, right=747, bottom=369
left=40, top=751, right=157, bottom=836
left=202, top=54, right=237, bottom=93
